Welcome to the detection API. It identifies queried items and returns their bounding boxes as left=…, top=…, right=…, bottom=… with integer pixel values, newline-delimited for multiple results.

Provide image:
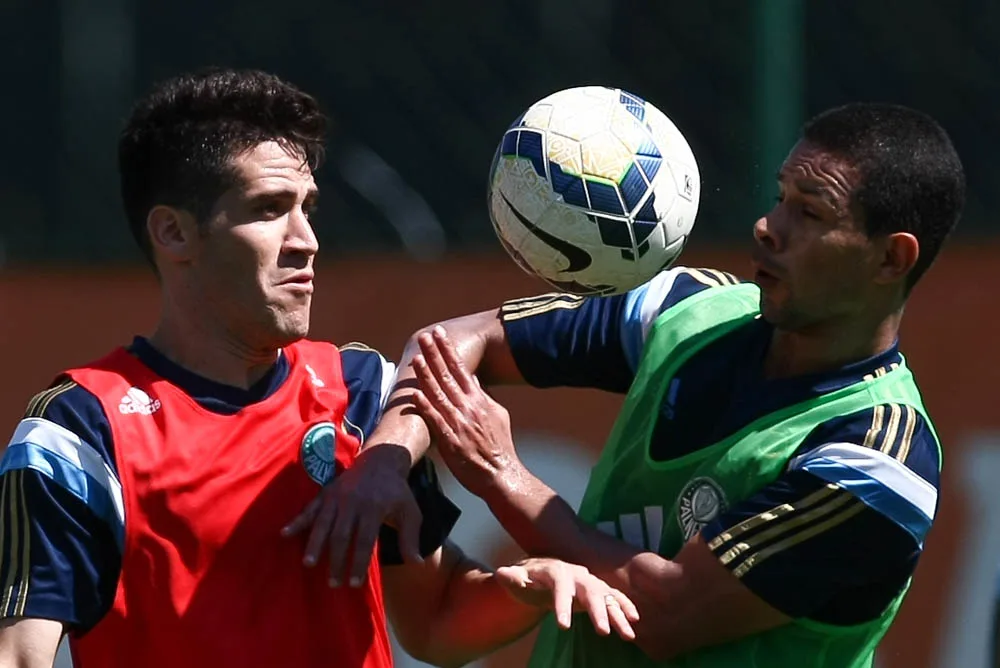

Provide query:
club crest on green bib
left=301, top=422, right=337, bottom=485
left=678, top=477, right=727, bottom=540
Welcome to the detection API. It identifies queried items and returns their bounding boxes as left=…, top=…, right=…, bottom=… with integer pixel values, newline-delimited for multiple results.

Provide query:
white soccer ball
left=487, top=86, right=700, bottom=296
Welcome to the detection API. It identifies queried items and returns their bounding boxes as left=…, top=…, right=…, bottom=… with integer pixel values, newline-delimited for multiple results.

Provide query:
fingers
left=394, top=496, right=425, bottom=565
left=580, top=585, right=612, bottom=636
left=281, top=497, right=320, bottom=538
left=302, top=493, right=338, bottom=567
left=326, top=508, right=357, bottom=587
left=604, top=592, right=637, bottom=641
left=428, top=326, right=477, bottom=394
left=615, top=589, right=640, bottom=623
left=552, top=571, right=575, bottom=630
left=410, top=388, right=458, bottom=446
left=285, top=449, right=423, bottom=591
left=346, top=516, right=381, bottom=588
left=339, top=499, right=424, bottom=587
left=416, top=330, right=467, bottom=406
left=411, top=355, right=458, bottom=423
left=501, top=560, right=638, bottom=642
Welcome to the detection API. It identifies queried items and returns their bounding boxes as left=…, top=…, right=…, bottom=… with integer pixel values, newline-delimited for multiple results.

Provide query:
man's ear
left=874, top=231, right=919, bottom=287
left=147, top=205, right=199, bottom=263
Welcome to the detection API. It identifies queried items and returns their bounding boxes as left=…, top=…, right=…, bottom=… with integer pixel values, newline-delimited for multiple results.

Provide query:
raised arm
left=285, top=269, right=706, bottom=585
left=282, top=311, right=520, bottom=579
left=364, top=307, right=524, bottom=472
left=410, top=332, right=940, bottom=660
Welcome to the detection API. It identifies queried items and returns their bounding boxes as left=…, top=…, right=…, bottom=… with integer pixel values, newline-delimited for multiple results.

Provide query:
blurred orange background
left=3, top=245, right=996, bottom=668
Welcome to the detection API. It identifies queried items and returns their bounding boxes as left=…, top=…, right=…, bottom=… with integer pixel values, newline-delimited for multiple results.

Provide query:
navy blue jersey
left=0, top=338, right=459, bottom=631
left=502, top=266, right=940, bottom=624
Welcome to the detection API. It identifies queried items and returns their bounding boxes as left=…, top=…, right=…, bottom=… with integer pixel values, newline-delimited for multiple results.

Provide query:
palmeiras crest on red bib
left=301, top=422, right=337, bottom=485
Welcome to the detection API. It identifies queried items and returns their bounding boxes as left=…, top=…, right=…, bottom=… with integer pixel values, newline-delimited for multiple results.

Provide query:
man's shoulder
left=290, top=339, right=392, bottom=363
left=289, top=340, right=395, bottom=382
left=623, top=266, right=746, bottom=328
left=616, top=266, right=747, bottom=368
left=22, top=376, right=90, bottom=418
left=795, top=401, right=940, bottom=479
left=3, top=377, right=125, bottom=552
left=336, top=342, right=396, bottom=382
left=10, top=378, right=118, bottom=470
left=788, top=401, right=940, bottom=546
left=326, top=342, right=396, bottom=442
left=1, top=378, right=125, bottom=630
left=337, top=340, right=388, bottom=357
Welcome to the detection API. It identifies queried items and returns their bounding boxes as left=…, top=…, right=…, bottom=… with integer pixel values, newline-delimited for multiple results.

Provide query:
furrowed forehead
left=778, top=143, right=856, bottom=205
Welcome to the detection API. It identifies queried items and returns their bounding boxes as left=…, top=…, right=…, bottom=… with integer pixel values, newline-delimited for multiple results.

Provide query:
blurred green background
left=1, top=0, right=996, bottom=267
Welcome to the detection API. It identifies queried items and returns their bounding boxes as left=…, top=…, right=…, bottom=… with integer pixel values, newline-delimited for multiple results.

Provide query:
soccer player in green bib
left=294, top=102, right=964, bottom=666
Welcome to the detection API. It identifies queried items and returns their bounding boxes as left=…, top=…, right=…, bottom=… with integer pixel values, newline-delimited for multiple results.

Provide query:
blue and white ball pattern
left=488, top=86, right=700, bottom=296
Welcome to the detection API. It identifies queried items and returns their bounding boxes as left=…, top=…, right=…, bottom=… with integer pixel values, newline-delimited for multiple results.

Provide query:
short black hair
left=802, top=102, right=965, bottom=292
left=118, top=67, right=328, bottom=263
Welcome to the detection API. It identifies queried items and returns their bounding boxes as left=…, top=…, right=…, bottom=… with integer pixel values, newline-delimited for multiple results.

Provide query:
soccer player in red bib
left=0, top=68, right=638, bottom=668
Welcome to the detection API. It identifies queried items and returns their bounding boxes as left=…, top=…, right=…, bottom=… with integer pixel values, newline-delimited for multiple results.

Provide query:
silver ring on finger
left=604, top=594, right=620, bottom=609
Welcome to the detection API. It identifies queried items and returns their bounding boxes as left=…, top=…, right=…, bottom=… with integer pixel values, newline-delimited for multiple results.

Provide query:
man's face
left=190, top=141, right=320, bottom=348
left=751, top=141, right=882, bottom=331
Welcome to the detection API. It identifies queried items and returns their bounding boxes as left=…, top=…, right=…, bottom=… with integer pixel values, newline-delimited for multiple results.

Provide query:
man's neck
left=147, top=316, right=280, bottom=391
left=763, top=311, right=901, bottom=380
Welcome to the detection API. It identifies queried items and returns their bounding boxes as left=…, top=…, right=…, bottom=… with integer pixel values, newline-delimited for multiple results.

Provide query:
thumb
left=397, top=499, right=424, bottom=565
left=495, top=565, right=532, bottom=590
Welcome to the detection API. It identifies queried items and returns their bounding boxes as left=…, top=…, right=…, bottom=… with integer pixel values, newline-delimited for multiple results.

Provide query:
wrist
left=356, top=441, right=414, bottom=476
left=481, top=456, right=532, bottom=505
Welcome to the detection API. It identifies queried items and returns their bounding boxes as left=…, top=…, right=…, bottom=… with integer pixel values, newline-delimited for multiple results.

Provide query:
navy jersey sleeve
left=0, top=380, right=122, bottom=631
left=500, top=267, right=742, bottom=392
left=700, top=403, right=939, bottom=624
left=338, top=344, right=461, bottom=566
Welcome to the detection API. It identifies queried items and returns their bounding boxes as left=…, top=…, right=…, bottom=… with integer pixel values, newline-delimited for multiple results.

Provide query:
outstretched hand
left=281, top=444, right=424, bottom=587
left=495, top=557, right=640, bottom=640
left=410, top=326, right=522, bottom=495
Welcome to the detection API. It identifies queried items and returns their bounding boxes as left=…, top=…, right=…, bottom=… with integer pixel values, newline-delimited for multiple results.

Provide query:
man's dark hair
left=118, top=68, right=328, bottom=263
left=802, top=102, right=965, bottom=293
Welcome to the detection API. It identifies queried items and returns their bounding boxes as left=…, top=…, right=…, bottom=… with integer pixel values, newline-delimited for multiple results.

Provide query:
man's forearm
left=477, top=469, right=796, bottom=661
left=363, top=313, right=510, bottom=468
left=480, top=463, right=659, bottom=590
left=420, top=561, right=544, bottom=667
left=359, top=333, right=436, bottom=470
left=387, top=545, right=545, bottom=668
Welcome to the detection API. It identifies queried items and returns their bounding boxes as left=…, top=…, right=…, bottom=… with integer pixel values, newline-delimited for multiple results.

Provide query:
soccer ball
left=487, top=86, right=700, bottom=296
